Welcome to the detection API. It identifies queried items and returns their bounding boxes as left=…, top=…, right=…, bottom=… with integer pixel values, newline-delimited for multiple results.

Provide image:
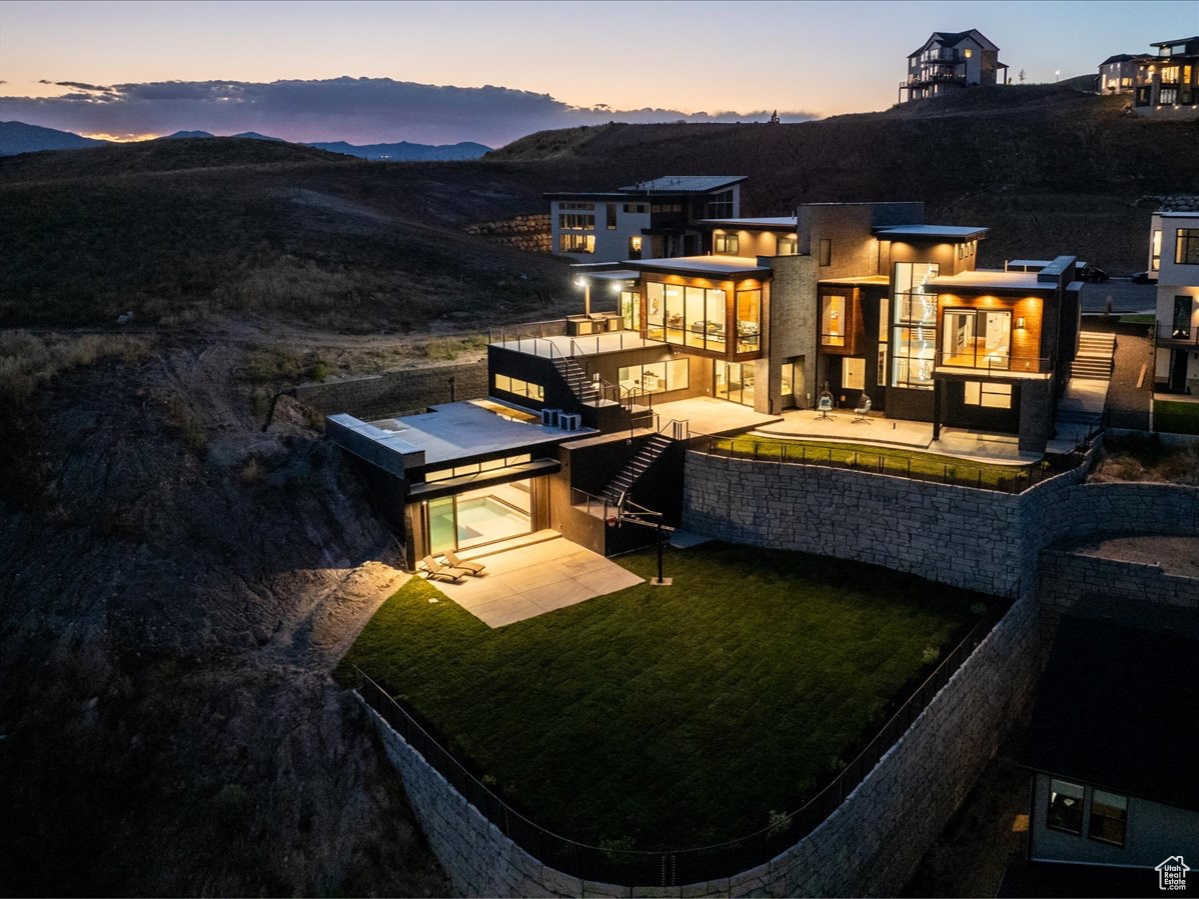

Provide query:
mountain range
left=0, top=120, right=490, bottom=160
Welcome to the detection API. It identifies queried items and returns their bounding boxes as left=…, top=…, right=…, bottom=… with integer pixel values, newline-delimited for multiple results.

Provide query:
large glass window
left=646, top=282, right=665, bottom=339
left=706, top=189, right=734, bottom=218
left=714, top=233, right=740, bottom=254
left=777, top=234, right=798, bottom=255
left=1172, top=295, right=1193, bottom=339
left=1047, top=779, right=1085, bottom=835
left=736, top=289, right=761, bottom=353
left=941, top=309, right=1011, bottom=369
left=559, top=234, right=595, bottom=254
left=620, top=290, right=641, bottom=331
left=821, top=294, right=847, bottom=346
left=494, top=374, right=544, bottom=401
left=646, top=281, right=729, bottom=351
left=891, top=263, right=939, bottom=389
left=1175, top=228, right=1199, bottom=265
left=559, top=213, right=595, bottom=230
left=1089, top=790, right=1128, bottom=847
left=715, top=361, right=755, bottom=406
left=427, top=481, right=533, bottom=554
left=617, top=359, right=689, bottom=396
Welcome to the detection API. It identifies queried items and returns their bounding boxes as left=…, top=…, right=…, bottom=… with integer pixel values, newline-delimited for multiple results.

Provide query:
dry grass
left=0, top=330, right=151, bottom=407
left=1090, top=432, right=1199, bottom=486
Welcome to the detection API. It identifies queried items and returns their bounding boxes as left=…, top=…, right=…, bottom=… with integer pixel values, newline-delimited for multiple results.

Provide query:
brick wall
left=294, top=360, right=488, bottom=420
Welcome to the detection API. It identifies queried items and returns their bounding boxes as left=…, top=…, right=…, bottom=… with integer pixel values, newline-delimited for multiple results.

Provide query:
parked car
left=1130, top=270, right=1154, bottom=284
left=1078, top=265, right=1109, bottom=282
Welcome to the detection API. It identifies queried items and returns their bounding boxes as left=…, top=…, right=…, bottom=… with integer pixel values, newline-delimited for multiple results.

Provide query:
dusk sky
left=1, top=0, right=1196, bottom=146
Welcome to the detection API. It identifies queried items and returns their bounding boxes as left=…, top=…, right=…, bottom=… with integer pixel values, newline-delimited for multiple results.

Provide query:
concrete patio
left=431, top=531, right=643, bottom=628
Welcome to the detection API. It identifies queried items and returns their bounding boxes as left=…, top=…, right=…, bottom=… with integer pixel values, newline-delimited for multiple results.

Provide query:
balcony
left=1154, top=322, right=1199, bottom=348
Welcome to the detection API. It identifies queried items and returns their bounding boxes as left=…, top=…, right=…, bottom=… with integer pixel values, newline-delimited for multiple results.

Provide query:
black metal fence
left=690, top=435, right=1091, bottom=495
left=353, top=592, right=1015, bottom=887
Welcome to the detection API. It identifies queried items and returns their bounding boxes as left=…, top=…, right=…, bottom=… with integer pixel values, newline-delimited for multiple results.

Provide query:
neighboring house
left=1149, top=211, right=1199, bottom=394
left=1133, top=36, right=1199, bottom=118
left=899, top=30, right=1007, bottom=103
left=1097, top=53, right=1151, bottom=94
left=328, top=193, right=1084, bottom=565
left=547, top=176, right=746, bottom=263
left=1020, top=617, right=1199, bottom=872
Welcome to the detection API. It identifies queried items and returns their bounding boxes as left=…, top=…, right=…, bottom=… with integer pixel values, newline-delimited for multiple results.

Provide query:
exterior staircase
left=600, top=433, right=673, bottom=505
left=552, top=356, right=602, bottom=404
left=1072, top=331, right=1116, bottom=381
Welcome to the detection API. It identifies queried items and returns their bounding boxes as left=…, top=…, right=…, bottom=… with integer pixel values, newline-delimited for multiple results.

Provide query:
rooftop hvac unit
left=541, top=408, right=561, bottom=427
left=559, top=413, right=582, bottom=431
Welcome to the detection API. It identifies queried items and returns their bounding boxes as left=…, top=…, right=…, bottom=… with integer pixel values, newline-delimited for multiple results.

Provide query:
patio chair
left=443, top=550, right=486, bottom=576
left=420, top=555, right=472, bottom=583
left=815, top=391, right=836, bottom=420
left=852, top=395, right=873, bottom=424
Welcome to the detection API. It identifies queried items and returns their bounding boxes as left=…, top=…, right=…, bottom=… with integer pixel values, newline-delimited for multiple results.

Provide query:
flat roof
left=618, top=175, right=746, bottom=193
left=699, top=217, right=798, bottom=231
left=1156, top=210, right=1199, bottom=218
left=929, top=270, right=1049, bottom=291
left=818, top=275, right=891, bottom=285
left=625, top=254, right=771, bottom=277
left=366, top=401, right=595, bottom=467
left=875, top=224, right=990, bottom=241
left=1019, top=617, right=1199, bottom=812
left=573, top=268, right=640, bottom=282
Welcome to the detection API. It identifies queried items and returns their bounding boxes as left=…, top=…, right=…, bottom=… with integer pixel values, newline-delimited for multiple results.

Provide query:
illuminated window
left=891, top=262, right=939, bottom=389
left=964, top=381, right=1012, bottom=409
left=1175, top=228, right=1199, bottom=265
left=736, top=289, right=761, bottom=353
left=627, top=236, right=642, bottom=260
left=941, top=309, right=1011, bottom=370
left=821, top=294, right=847, bottom=346
left=559, top=213, right=594, bottom=231
left=559, top=234, right=595, bottom=254
left=1152, top=229, right=1162, bottom=271
left=493, top=375, right=544, bottom=401
left=617, top=360, right=689, bottom=396
left=714, top=233, right=740, bottom=254
left=777, top=234, right=798, bottom=255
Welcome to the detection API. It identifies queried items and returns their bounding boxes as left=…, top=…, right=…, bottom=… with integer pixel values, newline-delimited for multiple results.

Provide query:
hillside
left=491, top=85, right=1199, bottom=269
left=0, top=119, right=108, bottom=155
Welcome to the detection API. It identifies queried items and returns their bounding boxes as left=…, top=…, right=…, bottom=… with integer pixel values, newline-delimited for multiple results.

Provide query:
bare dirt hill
left=0, top=335, right=448, bottom=896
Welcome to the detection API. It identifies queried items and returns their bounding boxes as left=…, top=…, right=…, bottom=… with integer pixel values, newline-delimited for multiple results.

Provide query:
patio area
left=653, top=396, right=782, bottom=437
left=430, top=532, right=643, bottom=628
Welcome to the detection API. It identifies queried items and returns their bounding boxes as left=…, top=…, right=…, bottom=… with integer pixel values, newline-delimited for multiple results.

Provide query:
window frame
left=1088, top=789, right=1129, bottom=848
left=1175, top=228, right=1199, bottom=265
left=1046, top=778, right=1086, bottom=836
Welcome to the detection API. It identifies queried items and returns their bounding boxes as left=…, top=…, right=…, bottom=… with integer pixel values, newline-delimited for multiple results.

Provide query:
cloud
left=0, top=76, right=816, bottom=147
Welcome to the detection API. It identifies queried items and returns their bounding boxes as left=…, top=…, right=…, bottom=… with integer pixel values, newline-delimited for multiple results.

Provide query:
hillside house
left=547, top=176, right=745, bottom=263
left=899, top=30, right=1007, bottom=103
left=1097, top=53, right=1151, bottom=95
left=1133, top=36, right=1199, bottom=118
left=1148, top=211, right=1199, bottom=394
left=329, top=195, right=1083, bottom=565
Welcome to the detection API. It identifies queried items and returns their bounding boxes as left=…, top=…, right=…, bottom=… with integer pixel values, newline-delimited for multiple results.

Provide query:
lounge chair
left=443, top=550, right=486, bottom=576
left=420, top=555, right=472, bottom=583
left=852, top=395, right=872, bottom=424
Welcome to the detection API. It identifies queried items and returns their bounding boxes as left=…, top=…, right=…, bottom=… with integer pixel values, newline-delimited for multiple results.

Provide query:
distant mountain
left=307, top=140, right=490, bottom=161
left=0, top=121, right=108, bottom=156
left=232, top=131, right=286, bottom=142
left=0, top=120, right=491, bottom=161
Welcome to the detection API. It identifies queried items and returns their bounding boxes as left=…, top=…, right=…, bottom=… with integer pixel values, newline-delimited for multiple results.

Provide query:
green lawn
left=337, top=543, right=986, bottom=850
left=1154, top=400, right=1199, bottom=436
left=710, top=436, right=1038, bottom=490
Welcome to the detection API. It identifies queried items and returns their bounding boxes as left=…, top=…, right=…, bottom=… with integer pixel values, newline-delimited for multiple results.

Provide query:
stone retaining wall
left=1039, top=549, right=1199, bottom=635
left=359, top=593, right=1039, bottom=897
left=466, top=214, right=552, bottom=253
left=294, top=360, right=487, bottom=420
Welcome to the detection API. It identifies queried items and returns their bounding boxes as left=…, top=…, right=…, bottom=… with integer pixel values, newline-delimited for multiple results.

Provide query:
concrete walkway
left=433, top=533, right=642, bottom=628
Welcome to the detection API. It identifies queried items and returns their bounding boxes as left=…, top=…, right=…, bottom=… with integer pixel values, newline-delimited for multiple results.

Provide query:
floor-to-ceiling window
left=891, top=262, right=939, bottom=389
left=715, top=361, right=755, bottom=406
left=941, top=309, right=1012, bottom=369
left=426, top=480, right=533, bottom=554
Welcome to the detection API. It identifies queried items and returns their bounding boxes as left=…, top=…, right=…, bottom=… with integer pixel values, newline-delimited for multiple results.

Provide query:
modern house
left=1097, top=53, right=1151, bottom=94
left=1021, top=617, right=1199, bottom=871
left=899, top=30, right=1007, bottom=103
left=1149, top=211, right=1199, bottom=395
left=547, top=176, right=746, bottom=262
left=1133, top=36, right=1199, bottom=118
left=328, top=194, right=1083, bottom=565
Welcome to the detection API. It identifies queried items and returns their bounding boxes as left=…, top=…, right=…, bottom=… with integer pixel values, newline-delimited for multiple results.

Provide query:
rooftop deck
left=491, top=330, right=657, bottom=358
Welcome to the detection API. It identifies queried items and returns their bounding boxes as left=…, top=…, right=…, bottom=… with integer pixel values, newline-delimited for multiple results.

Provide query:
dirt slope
left=0, top=338, right=448, bottom=896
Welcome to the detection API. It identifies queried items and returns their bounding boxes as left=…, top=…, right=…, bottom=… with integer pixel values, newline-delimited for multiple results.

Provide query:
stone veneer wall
left=294, top=360, right=487, bottom=420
